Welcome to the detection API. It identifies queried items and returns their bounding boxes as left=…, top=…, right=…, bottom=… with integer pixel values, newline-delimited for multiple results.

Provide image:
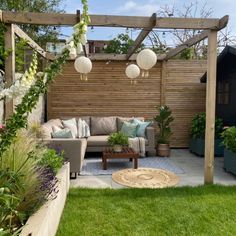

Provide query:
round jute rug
left=112, top=168, right=180, bottom=188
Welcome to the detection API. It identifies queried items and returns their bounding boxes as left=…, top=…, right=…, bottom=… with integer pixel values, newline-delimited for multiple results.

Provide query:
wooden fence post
left=204, top=30, right=217, bottom=184
left=160, top=61, right=166, bottom=106
left=4, top=23, right=15, bottom=119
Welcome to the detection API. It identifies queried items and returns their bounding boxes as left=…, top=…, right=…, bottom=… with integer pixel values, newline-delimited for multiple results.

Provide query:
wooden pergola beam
left=126, top=13, right=156, bottom=60
left=165, top=15, right=229, bottom=60
left=1, top=11, right=227, bottom=30
left=13, top=25, right=55, bottom=60
left=80, top=53, right=166, bottom=61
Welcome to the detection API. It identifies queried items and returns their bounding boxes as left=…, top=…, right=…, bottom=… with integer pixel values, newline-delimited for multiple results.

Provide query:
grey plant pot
left=224, top=149, right=236, bottom=175
left=189, top=138, right=224, bottom=157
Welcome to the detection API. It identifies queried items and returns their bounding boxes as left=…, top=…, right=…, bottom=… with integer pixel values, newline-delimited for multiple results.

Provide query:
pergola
left=0, top=10, right=229, bottom=184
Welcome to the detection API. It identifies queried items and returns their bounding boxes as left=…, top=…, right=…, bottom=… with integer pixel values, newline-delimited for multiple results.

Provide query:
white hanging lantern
left=74, top=56, right=92, bottom=81
left=136, top=49, right=157, bottom=78
left=125, top=64, right=140, bottom=84
left=69, top=47, right=77, bottom=59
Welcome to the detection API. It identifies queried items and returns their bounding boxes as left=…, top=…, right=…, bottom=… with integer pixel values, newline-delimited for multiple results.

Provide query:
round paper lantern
left=74, top=56, right=92, bottom=81
left=136, top=49, right=157, bottom=77
left=125, top=64, right=140, bottom=79
left=125, top=64, right=140, bottom=85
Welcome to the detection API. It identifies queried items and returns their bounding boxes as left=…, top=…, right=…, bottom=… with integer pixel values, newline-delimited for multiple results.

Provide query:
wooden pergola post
left=4, top=24, right=15, bottom=119
left=204, top=29, right=218, bottom=184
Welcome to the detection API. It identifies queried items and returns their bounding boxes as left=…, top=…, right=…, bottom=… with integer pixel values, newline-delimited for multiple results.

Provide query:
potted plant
left=108, top=132, right=129, bottom=152
left=189, top=112, right=224, bottom=156
left=222, top=126, right=236, bottom=175
left=154, top=106, right=174, bottom=157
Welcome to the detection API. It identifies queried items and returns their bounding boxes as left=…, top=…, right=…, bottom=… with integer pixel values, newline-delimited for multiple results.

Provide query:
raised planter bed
left=224, top=149, right=236, bottom=175
left=20, top=162, right=70, bottom=236
left=189, top=138, right=223, bottom=157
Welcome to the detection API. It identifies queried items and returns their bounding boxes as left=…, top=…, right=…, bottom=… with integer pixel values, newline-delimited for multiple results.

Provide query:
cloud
left=115, top=0, right=160, bottom=16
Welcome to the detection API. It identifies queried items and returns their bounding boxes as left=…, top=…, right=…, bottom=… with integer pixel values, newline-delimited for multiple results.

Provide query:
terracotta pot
left=157, top=144, right=170, bottom=157
left=113, top=145, right=122, bottom=152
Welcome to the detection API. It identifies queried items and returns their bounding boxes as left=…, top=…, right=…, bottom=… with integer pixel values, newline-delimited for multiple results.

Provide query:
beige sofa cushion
left=41, top=119, right=63, bottom=139
left=87, top=135, right=109, bottom=147
left=91, top=117, right=117, bottom=135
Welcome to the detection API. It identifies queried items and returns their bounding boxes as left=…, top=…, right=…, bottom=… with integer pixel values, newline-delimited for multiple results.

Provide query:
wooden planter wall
left=47, top=60, right=207, bottom=147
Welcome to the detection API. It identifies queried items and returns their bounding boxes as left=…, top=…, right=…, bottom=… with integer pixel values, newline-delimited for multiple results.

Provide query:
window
left=217, top=80, right=229, bottom=105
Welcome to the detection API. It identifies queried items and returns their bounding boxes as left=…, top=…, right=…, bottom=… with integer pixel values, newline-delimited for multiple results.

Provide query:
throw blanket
left=128, top=137, right=146, bottom=157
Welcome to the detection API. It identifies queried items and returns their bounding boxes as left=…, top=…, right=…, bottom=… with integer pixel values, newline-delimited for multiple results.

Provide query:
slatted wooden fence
left=47, top=59, right=207, bottom=147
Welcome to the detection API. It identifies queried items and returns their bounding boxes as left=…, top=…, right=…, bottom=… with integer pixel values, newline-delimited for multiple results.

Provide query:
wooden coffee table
left=102, top=147, right=139, bottom=170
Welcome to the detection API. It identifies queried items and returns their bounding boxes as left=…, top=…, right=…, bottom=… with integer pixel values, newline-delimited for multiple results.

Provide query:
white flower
left=69, top=41, right=74, bottom=48
left=76, top=43, right=83, bottom=54
left=81, top=34, right=87, bottom=45
left=82, top=24, right=87, bottom=32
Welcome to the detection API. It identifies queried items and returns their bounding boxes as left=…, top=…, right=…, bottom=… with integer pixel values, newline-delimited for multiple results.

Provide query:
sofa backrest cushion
left=91, top=116, right=117, bottom=135
left=117, top=117, right=144, bottom=131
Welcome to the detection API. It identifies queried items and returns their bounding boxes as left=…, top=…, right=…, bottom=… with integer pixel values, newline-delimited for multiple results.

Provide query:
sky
left=60, top=0, right=236, bottom=47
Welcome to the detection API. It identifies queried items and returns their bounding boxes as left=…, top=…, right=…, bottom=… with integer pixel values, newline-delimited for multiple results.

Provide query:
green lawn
left=57, top=185, right=236, bottom=236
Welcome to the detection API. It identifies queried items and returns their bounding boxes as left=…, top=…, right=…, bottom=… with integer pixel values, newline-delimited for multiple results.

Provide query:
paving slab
left=70, top=149, right=236, bottom=188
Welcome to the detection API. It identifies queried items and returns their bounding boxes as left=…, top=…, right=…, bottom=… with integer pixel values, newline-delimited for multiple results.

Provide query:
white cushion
left=62, top=118, right=77, bottom=138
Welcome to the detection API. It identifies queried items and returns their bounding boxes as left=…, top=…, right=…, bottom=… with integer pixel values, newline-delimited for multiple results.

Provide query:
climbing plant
left=0, top=0, right=90, bottom=156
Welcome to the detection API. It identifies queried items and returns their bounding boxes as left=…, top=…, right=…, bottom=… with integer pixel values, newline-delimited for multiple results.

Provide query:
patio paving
left=70, top=149, right=236, bottom=188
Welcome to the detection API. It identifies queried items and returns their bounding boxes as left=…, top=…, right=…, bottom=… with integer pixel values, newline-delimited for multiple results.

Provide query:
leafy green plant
left=154, top=106, right=174, bottom=144
left=190, top=113, right=223, bottom=139
left=38, top=149, right=64, bottom=174
left=104, top=33, right=144, bottom=54
left=222, top=127, right=236, bottom=153
left=108, top=132, right=129, bottom=146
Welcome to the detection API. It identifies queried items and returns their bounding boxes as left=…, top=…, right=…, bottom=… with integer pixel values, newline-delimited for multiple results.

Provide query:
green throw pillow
left=120, top=121, right=138, bottom=138
left=51, top=128, right=73, bottom=138
left=132, top=118, right=151, bottom=138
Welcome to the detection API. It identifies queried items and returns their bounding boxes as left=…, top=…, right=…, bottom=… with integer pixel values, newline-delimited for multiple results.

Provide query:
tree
left=0, top=0, right=65, bottom=70
left=104, top=33, right=144, bottom=54
left=148, top=1, right=236, bottom=59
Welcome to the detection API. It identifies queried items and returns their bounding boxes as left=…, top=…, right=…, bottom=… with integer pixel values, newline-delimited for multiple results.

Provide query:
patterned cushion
left=91, top=117, right=117, bottom=135
left=132, top=118, right=151, bottom=138
left=77, top=118, right=91, bottom=138
left=62, top=118, right=77, bottom=138
left=120, top=121, right=138, bottom=138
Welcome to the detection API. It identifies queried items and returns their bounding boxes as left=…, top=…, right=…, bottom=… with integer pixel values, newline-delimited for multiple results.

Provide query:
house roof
left=200, top=45, right=236, bottom=83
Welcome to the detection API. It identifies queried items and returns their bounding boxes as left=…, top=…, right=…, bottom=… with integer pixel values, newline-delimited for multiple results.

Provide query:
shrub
left=190, top=112, right=223, bottom=139
left=108, top=132, right=129, bottom=146
left=38, top=149, right=64, bottom=174
left=154, top=106, right=174, bottom=144
left=0, top=131, right=59, bottom=234
left=222, top=127, right=236, bottom=153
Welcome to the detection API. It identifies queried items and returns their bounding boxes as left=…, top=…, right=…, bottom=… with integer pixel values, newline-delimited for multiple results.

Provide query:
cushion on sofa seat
left=91, top=117, right=117, bottom=135
left=62, top=118, right=77, bottom=138
left=87, top=135, right=110, bottom=147
left=117, top=117, right=144, bottom=131
left=41, top=119, right=63, bottom=139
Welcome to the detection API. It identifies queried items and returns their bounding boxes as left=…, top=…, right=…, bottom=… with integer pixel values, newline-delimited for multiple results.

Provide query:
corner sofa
left=41, top=116, right=155, bottom=177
